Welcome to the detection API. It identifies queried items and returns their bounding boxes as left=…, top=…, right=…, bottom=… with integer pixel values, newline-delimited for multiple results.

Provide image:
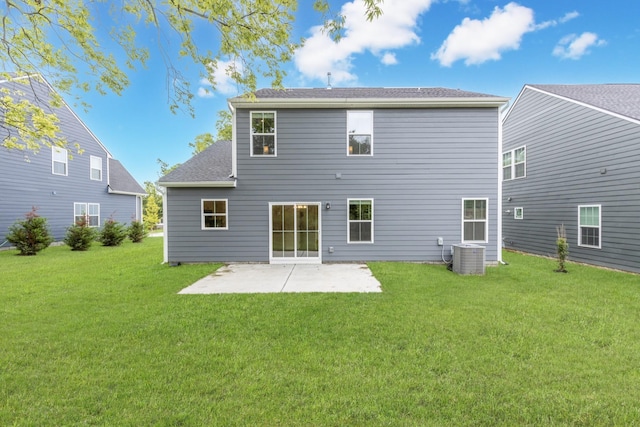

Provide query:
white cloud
left=560, top=11, right=580, bottom=23
left=197, top=87, right=214, bottom=98
left=535, top=10, right=579, bottom=30
left=295, top=0, right=433, bottom=85
left=197, top=59, right=243, bottom=97
left=431, top=2, right=535, bottom=67
left=553, top=32, right=606, bottom=59
left=381, top=52, right=398, bottom=65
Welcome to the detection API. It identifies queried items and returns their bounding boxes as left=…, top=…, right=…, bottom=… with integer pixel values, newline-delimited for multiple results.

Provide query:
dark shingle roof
left=529, top=84, right=640, bottom=122
left=159, top=140, right=233, bottom=184
left=253, top=87, right=501, bottom=99
left=108, top=159, right=145, bottom=195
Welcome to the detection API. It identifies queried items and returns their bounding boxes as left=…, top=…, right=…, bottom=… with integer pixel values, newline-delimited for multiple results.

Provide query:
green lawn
left=2, top=238, right=640, bottom=426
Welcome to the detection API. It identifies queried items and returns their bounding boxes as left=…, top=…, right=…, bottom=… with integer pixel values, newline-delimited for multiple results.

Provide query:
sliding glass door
left=270, top=203, right=320, bottom=263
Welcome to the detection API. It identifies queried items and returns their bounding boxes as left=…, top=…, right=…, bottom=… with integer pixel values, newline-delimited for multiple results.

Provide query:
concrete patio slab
left=178, top=263, right=382, bottom=294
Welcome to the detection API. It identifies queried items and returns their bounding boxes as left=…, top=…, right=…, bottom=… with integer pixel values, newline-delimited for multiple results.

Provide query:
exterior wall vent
left=452, top=244, right=485, bottom=275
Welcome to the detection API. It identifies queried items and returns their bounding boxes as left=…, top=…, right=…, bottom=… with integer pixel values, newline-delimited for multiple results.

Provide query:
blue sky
left=71, top=0, right=639, bottom=185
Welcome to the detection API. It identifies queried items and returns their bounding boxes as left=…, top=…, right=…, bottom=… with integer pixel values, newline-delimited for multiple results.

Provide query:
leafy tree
left=98, top=217, right=128, bottom=247
left=64, top=216, right=97, bottom=251
left=143, top=182, right=162, bottom=231
left=215, top=110, right=233, bottom=141
left=157, top=158, right=180, bottom=177
left=5, top=207, right=53, bottom=255
left=189, top=133, right=215, bottom=155
left=1, top=0, right=383, bottom=153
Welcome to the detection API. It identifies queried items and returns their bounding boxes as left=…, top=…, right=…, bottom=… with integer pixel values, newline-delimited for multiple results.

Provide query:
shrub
left=555, top=224, right=569, bottom=273
left=5, top=207, right=54, bottom=255
left=128, top=220, right=147, bottom=243
left=64, top=216, right=97, bottom=251
left=98, top=217, right=127, bottom=247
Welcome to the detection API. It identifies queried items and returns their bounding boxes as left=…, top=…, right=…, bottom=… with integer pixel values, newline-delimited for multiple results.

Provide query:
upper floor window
left=347, top=111, right=373, bottom=156
left=74, top=202, right=100, bottom=227
left=251, top=112, right=276, bottom=156
left=52, top=147, right=68, bottom=176
left=578, top=205, right=601, bottom=248
left=503, top=146, right=525, bottom=180
left=202, top=199, right=228, bottom=230
left=90, top=155, right=102, bottom=181
left=462, top=198, right=488, bottom=243
left=348, top=199, right=373, bottom=243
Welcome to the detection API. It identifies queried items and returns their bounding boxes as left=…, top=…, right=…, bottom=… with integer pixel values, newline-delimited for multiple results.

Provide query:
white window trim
left=514, top=207, right=524, bottom=220
left=250, top=111, right=277, bottom=157
left=52, top=146, right=68, bottom=176
left=90, top=155, right=103, bottom=181
left=201, top=199, right=228, bottom=230
left=347, top=111, right=374, bottom=156
left=578, top=204, right=601, bottom=249
left=461, top=198, right=489, bottom=243
left=74, top=202, right=100, bottom=227
left=502, top=146, right=526, bottom=180
left=347, top=198, right=374, bottom=244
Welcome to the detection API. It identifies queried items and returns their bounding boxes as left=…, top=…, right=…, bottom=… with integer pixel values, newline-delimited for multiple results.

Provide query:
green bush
left=127, top=220, right=147, bottom=243
left=98, top=217, right=127, bottom=247
left=5, top=207, right=54, bottom=255
left=64, top=216, right=97, bottom=251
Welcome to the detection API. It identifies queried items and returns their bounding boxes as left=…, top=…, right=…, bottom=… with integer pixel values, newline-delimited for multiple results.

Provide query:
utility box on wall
left=452, top=244, right=485, bottom=275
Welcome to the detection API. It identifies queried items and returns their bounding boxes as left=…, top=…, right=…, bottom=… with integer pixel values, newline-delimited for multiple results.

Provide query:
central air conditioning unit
left=452, top=244, right=485, bottom=275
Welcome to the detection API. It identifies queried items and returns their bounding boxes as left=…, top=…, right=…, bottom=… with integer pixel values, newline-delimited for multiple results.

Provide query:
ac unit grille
left=452, top=244, right=485, bottom=275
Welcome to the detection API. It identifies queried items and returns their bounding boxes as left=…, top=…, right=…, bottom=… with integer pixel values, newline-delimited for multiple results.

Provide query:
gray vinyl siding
left=0, top=80, right=141, bottom=244
left=165, top=107, right=501, bottom=263
left=503, top=87, right=640, bottom=272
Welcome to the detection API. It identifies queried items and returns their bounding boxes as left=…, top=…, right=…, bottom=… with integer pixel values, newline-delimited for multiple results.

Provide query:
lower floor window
left=348, top=199, right=373, bottom=243
left=74, top=203, right=100, bottom=227
left=463, top=198, right=488, bottom=242
left=579, top=205, right=601, bottom=248
left=202, top=199, right=228, bottom=229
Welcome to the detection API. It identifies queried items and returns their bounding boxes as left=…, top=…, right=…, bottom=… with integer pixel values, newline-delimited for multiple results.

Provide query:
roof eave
left=157, top=180, right=237, bottom=188
left=229, top=97, right=509, bottom=109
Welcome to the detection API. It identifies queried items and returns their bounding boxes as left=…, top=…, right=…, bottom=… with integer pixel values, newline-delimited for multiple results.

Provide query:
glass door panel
left=271, top=203, right=320, bottom=262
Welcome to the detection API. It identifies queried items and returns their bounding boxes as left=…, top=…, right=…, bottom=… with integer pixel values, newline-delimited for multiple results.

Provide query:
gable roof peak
left=527, top=83, right=640, bottom=122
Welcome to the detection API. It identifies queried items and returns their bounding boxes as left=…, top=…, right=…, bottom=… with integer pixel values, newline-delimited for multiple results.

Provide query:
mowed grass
left=2, top=238, right=640, bottom=425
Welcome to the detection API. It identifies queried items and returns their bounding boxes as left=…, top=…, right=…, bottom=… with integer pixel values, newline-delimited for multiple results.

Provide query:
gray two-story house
left=159, top=87, right=508, bottom=265
left=1, top=75, right=145, bottom=244
left=502, top=84, right=640, bottom=273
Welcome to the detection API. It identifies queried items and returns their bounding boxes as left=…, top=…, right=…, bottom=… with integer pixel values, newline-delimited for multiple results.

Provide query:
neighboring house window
left=462, top=198, right=488, bottom=242
left=52, top=147, right=68, bottom=176
left=90, top=155, right=102, bottom=181
left=74, top=203, right=100, bottom=227
left=348, top=199, right=373, bottom=243
left=579, top=205, right=601, bottom=248
left=502, top=152, right=512, bottom=180
left=502, top=146, right=526, bottom=180
left=202, top=199, right=228, bottom=230
left=347, top=111, right=373, bottom=156
left=514, top=207, right=524, bottom=220
left=251, top=112, right=276, bottom=156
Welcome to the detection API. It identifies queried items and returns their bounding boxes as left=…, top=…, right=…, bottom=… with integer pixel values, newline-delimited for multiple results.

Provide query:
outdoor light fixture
left=326, top=202, right=331, bottom=210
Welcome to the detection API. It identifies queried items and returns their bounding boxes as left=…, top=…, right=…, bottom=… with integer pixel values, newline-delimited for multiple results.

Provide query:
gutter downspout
left=497, top=101, right=511, bottom=265
left=161, top=186, right=168, bottom=264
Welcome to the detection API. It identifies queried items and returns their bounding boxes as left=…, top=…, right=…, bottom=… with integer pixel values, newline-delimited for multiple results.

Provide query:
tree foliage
left=189, top=132, right=215, bottom=155
left=1, top=0, right=383, bottom=153
left=215, top=110, right=233, bottom=141
left=64, top=216, right=97, bottom=251
left=98, top=217, right=128, bottom=247
left=143, top=181, right=161, bottom=230
left=5, top=207, right=53, bottom=255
